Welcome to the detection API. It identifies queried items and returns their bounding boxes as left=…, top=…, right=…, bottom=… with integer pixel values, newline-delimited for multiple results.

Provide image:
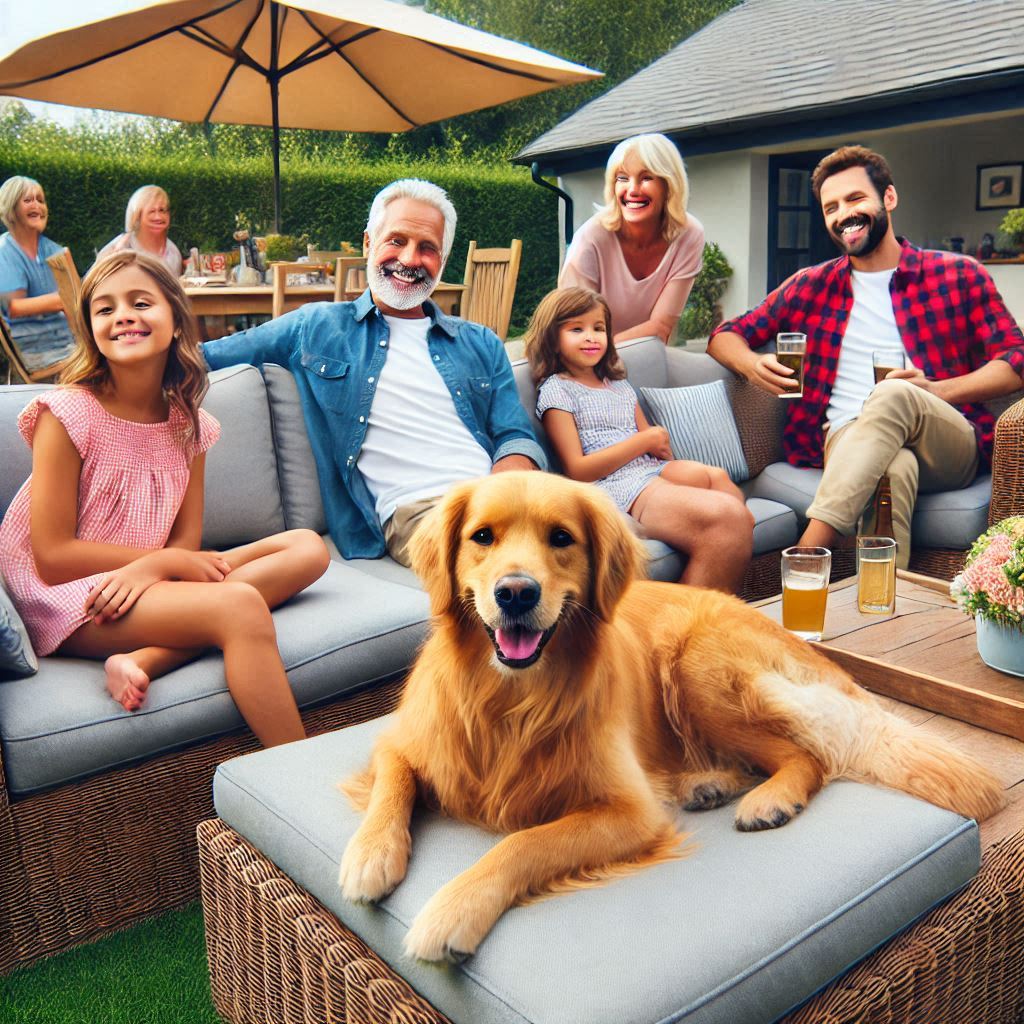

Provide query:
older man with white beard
left=203, top=179, right=545, bottom=564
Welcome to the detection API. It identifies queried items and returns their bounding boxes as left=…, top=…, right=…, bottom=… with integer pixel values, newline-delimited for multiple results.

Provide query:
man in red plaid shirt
left=708, top=146, right=1024, bottom=567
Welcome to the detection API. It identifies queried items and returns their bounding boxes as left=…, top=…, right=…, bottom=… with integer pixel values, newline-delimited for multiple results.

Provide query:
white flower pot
left=975, top=614, right=1024, bottom=678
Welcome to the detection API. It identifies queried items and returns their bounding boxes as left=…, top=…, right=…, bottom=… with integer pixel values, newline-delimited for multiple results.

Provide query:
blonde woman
left=0, top=175, right=75, bottom=367
left=559, top=133, right=704, bottom=344
left=98, top=185, right=183, bottom=275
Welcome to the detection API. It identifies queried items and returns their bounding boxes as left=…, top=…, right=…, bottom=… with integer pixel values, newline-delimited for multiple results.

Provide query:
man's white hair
left=365, top=179, right=457, bottom=263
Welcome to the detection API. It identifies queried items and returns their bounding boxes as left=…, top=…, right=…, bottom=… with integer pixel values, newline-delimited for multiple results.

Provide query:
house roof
left=516, top=0, right=1024, bottom=170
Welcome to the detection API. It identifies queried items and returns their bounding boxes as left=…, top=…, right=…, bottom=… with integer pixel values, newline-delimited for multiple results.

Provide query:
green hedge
left=1, top=147, right=560, bottom=333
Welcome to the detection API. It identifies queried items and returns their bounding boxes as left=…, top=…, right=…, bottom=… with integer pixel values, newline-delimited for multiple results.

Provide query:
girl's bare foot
left=105, top=654, right=151, bottom=711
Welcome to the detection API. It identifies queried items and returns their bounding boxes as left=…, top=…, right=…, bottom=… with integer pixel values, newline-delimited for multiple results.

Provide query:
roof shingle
left=517, top=0, right=1024, bottom=163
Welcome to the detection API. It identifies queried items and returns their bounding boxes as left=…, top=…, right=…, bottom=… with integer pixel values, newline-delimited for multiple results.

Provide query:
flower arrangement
left=952, top=517, right=1024, bottom=629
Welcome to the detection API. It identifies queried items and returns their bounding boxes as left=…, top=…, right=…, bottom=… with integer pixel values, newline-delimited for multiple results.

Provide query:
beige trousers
left=382, top=495, right=443, bottom=567
left=805, top=379, right=979, bottom=569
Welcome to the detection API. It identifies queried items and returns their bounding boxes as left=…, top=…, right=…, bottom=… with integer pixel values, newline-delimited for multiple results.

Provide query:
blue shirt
left=202, top=291, right=546, bottom=559
left=0, top=232, right=68, bottom=335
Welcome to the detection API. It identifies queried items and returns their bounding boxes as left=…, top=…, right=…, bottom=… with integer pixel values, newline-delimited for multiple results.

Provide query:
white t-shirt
left=826, top=268, right=911, bottom=431
left=358, top=315, right=492, bottom=524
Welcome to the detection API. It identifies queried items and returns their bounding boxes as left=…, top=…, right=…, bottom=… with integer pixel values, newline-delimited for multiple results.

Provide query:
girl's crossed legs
left=630, top=467, right=753, bottom=593
left=59, top=529, right=330, bottom=747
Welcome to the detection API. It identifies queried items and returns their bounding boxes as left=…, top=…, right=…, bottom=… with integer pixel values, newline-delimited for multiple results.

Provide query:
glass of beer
left=781, top=546, right=831, bottom=641
left=872, top=349, right=906, bottom=385
left=776, top=333, right=807, bottom=399
left=857, top=536, right=897, bottom=614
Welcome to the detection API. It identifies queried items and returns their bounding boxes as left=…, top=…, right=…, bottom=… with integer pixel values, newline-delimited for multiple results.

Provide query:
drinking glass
left=776, top=333, right=807, bottom=399
left=857, top=537, right=897, bottom=614
left=872, top=349, right=906, bottom=385
left=781, top=546, right=831, bottom=641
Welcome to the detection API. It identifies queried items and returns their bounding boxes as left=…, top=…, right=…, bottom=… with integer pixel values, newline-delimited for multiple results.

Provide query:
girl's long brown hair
left=523, top=286, right=624, bottom=385
left=62, top=250, right=208, bottom=443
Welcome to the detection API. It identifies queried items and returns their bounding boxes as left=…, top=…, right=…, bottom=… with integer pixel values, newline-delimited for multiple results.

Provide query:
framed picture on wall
left=976, top=163, right=1023, bottom=210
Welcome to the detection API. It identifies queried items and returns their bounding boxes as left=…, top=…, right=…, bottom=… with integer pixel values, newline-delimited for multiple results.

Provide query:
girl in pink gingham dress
left=0, top=251, right=329, bottom=747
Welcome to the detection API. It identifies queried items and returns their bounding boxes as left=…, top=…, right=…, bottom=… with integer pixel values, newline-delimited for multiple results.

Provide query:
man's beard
left=830, top=202, right=889, bottom=258
left=367, top=258, right=438, bottom=311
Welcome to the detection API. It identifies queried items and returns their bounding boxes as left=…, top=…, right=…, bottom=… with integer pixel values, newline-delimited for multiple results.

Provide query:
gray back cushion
left=0, top=383, right=51, bottom=517
left=262, top=364, right=327, bottom=534
left=202, top=365, right=286, bottom=548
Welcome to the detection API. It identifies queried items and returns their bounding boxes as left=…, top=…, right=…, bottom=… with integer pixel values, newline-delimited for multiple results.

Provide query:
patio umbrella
left=0, top=0, right=600, bottom=229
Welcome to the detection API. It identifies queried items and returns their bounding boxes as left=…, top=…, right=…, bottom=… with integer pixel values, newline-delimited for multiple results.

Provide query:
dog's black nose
left=494, top=575, right=541, bottom=616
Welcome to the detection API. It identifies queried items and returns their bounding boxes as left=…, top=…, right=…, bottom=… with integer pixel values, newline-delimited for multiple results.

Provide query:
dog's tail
left=847, top=712, right=1005, bottom=822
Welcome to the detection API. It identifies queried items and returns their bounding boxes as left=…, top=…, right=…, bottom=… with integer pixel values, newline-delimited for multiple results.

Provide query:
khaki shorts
left=382, top=496, right=443, bottom=567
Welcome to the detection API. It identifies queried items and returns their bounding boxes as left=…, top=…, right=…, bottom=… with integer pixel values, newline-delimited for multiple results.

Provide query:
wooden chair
left=45, top=247, right=88, bottom=349
left=460, top=239, right=522, bottom=341
left=307, top=246, right=357, bottom=263
left=0, top=313, right=66, bottom=383
left=271, top=261, right=322, bottom=319
left=332, top=256, right=368, bottom=300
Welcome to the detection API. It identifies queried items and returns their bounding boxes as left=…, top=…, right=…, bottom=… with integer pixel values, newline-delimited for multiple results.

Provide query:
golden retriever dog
left=339, top=472, right=1004, bottom=963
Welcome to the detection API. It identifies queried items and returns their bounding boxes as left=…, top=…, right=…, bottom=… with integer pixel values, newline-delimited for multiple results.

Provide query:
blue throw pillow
left=640, top=380, right=750, bottom=483
left=0, top=580, right=38, bottom=680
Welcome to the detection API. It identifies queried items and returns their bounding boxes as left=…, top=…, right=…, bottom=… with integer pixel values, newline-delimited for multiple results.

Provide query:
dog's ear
left=584, top=490, right=647, bottom=621
left=408, top=482, right=472, bottom=617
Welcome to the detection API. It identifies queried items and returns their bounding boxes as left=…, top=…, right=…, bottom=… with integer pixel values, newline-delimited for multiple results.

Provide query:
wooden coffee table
left=756, top=570, right=1024, bottom=743
left=757, top=569, right=1024, bottom=849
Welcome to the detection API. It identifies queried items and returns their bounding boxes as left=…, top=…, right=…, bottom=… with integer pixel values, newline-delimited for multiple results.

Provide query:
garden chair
left=0, top=312, right=68, bottom=384
left=461, top=238, right=522, bottom=341
left=331, top=256, right=368, bottom=300
left=270, top=261, right=325, bottom=319
left=44, top=248, right=86, bottom=346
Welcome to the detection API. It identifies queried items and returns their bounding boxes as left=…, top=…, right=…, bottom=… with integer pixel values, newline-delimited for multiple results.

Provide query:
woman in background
left=0, top=175, right=76, bottom=371
left=559, top=133, right=704, bottom=345
left=98, top=184, right=183, bottom=276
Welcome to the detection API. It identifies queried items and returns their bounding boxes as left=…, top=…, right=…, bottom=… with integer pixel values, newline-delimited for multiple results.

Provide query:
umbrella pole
left=270, top=0, right=282, bottom=233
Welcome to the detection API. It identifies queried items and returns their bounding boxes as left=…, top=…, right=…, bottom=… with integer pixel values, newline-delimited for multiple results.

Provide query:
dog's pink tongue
left=495, top=628, right=543, bottom=661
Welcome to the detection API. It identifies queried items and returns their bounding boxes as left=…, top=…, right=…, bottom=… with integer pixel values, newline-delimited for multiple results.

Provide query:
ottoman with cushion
left=199, top=718, right=1024, bottom=1024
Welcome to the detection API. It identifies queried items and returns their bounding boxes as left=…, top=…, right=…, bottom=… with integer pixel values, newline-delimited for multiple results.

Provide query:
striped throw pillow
left=640, top=380, right=750, bottom=483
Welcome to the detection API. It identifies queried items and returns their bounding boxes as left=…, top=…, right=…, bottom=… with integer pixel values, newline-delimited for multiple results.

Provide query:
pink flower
left=961, top=533, right=1024, bottom=613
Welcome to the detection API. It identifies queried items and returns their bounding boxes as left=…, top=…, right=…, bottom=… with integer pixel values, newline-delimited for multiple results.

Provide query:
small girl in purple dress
left=524, top=286, right=753, bottom=592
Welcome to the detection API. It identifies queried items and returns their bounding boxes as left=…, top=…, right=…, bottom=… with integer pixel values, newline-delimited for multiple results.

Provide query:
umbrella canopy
left=0, top=0, right=600, bottom=228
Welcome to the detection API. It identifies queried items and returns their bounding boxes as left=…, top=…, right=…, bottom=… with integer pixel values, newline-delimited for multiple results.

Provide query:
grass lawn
left=0, top=903, right=220, bottom=1024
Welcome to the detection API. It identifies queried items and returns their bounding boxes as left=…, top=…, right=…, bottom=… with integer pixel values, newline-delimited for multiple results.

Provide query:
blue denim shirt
left=202, top=291, right=546, bottom=558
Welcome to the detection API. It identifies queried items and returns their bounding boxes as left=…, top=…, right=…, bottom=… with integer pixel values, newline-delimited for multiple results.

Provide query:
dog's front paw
left=339, top=823, right=411, bottom=902
left=678, top=769, right=751, bottom=811
left=734, top=785, right=805, bottom=832
left=404, top=879, right=502, bottom=963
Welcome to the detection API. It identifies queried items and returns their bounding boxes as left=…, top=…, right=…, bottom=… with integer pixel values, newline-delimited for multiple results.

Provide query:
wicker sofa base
left=0, top=678, right=404, bottom=977
left=198, top=817, right=1024, bottom=1024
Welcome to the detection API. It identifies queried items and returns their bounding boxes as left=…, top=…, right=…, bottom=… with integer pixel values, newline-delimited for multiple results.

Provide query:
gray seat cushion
left=0, top=563, right=429, bottom=796
left=912, top=474, right=991, bottom=549
left=214, top=718, right=980, bottom=1024
left=747, top=462, right=822, bottom=522
left=748, top=462, right=991, bottom=549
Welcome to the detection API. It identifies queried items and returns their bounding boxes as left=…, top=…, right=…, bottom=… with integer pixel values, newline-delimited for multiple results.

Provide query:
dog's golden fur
left=340, top=472, right=1004, bottom=962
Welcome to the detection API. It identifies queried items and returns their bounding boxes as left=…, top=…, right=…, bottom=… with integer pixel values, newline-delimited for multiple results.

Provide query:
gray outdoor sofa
left=1, top=335, right=1022, bottom=987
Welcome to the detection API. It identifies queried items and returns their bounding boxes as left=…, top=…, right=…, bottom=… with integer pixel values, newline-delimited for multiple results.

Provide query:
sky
left=0, top=0, right=149, bottom=125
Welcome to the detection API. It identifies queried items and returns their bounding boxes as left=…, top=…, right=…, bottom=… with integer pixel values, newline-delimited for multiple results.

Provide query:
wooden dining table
left=184, top=281, right=465, bottom=318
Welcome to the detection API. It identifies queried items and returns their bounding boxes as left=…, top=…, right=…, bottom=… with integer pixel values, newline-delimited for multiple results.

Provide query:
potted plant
left=997, top=208, right=1024, bottom=257
left=951, top=517, right=1024, bottom=676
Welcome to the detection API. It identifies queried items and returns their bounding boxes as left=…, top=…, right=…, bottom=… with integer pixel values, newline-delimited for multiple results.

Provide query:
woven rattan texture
left=0, top=678, right=404, bottom=976
left=199, top=819, right=451, bottom=1024
left=199, top=818, right=1024, bottom=1024
left=991, top=396, right=1024, bottom=526
left=907, top=548, right=967, bottom=581
left=728, top=377, right=786, bottom=479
